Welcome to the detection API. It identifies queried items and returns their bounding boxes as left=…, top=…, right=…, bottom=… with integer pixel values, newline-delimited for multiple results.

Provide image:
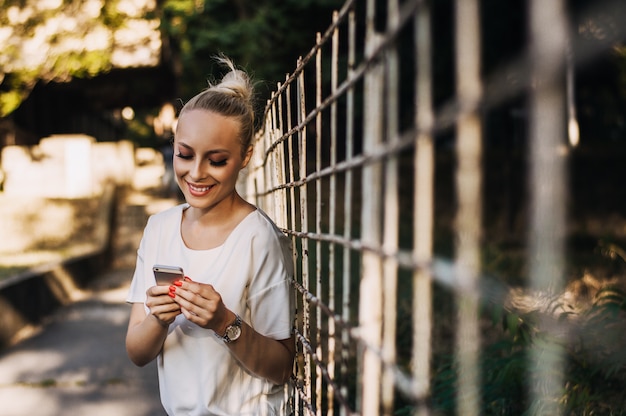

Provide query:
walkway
left=0, top=188, right=179, bottom=416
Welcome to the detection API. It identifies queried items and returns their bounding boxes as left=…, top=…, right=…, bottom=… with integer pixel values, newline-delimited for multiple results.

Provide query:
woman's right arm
left=125, top=285, right=180, bottom=367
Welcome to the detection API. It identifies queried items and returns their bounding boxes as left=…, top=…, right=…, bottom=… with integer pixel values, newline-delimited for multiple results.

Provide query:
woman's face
left=173, top=109, right=251, bottom=211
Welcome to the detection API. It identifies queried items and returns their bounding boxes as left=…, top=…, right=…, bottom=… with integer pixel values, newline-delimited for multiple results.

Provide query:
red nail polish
left=173, top=281, right=183, bottom=287
left=184, top=276, right=193, bottom=282
left=168, top=291, right=175, bottom=298
left=169, top=285, right=176, bottom=291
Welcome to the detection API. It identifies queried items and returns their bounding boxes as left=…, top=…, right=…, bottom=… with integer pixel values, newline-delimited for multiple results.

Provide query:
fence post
left=454, top=0, right=483, bottom=414
left=340, top=8, right=357, bottom=416
left=528, top=0, right=568, bottom=413
left=413, top=2, right=434, bottom=414
left=358, top=0, right=385, bottom=414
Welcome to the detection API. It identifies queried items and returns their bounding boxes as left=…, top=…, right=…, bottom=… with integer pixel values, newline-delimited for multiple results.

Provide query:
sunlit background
left=2, top=0, right=626, bottom=415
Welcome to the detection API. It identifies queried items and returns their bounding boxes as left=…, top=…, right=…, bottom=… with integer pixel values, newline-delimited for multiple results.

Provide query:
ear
left=241, top=145, right=253, bottom=169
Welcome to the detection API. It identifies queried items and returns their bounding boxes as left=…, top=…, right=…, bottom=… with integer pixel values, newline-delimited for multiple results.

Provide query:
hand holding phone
left=153, top=264, right=184, bottom=286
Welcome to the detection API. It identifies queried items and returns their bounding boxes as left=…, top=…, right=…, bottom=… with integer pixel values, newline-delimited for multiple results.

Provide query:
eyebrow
left=177, top=142, right=230, bottom=156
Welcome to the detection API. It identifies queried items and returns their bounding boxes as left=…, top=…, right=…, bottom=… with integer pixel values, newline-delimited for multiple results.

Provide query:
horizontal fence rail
left=244, top=0, right=625, bottom=414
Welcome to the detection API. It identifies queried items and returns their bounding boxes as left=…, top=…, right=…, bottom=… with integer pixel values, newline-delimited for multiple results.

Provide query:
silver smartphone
left=153, top=264, right=184, bottom=285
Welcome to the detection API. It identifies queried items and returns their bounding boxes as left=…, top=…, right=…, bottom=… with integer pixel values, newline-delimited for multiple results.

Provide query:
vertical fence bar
left=528, top=0, right=567, bottom=413
left=340, top=8, right=356, bottom=416
left=328, top=11, right=340, bottom=416
left=314, top=32, right=324, bottom=416
left=285, top=78, right=296, bottom=246
left=262, top=97, right=274, bottom=214
left=296, top=57, right=313, bottom=411
left=275, top=85, right=288, bottom=229
left=413, top=2, right=434, bottom=414
left=359, top=0, right=384, bottom=413
left=381, top=0, right=400, bottom=415
left=454, top=0, right=482, bottom=414
left=284, top=77, right=302, bottom=416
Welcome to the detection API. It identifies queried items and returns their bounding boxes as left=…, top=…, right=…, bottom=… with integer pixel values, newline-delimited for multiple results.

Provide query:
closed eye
left=175, top=152, right=193, bottom=160
left=210, top=159, right=227, bottom=167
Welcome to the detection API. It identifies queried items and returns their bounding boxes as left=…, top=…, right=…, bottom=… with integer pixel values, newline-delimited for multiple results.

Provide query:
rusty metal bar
left=340, top=8, right=356, bottom=416
left=413, top=1, right=434, bottom=415
left=358, top=0, right=384, bottom=413
left=454, top=0, right=482, bottom=414
left=327, top=10, right=340, bottom=416
left=314, top=31, right=324, bottom=416
left=295, top=56, right=313, bottom=411
left=528, top=0, right=568, bottom=413
left=381, top=0, right=400, bottom=414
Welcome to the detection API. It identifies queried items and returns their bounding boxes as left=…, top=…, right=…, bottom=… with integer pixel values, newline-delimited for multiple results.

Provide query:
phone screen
left=153, top=265, right=184, bottom=285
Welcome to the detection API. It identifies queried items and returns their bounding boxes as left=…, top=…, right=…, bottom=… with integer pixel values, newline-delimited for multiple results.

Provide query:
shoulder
left=246, top=209, right=288, bottom=243
left=242, top=210, right=294, bottom=281
left=145, top=203, right=186, bottom=229
left=237, top=209, right=292, bottom=260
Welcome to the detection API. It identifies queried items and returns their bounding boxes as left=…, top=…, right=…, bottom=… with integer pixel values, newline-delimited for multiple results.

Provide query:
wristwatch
left=217, top=314, right=242, bottom=343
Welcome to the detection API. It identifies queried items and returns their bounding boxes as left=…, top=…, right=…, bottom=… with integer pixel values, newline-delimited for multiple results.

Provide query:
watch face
left=226, top=324, right=241, bottom=341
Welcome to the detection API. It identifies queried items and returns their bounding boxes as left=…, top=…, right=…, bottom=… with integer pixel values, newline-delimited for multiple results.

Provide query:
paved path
left=0, top=189, right=178, bottom=416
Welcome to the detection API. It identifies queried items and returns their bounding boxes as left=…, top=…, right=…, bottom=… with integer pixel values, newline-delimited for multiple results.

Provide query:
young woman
left=125, top=57, right=295, bottom=415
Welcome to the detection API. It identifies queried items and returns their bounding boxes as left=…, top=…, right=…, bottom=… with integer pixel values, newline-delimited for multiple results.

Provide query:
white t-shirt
left=126, top=204, right=295, bottom=415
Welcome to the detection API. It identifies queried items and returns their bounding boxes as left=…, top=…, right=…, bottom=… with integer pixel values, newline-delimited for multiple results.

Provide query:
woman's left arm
left=171, top=280, right=295, bottom=385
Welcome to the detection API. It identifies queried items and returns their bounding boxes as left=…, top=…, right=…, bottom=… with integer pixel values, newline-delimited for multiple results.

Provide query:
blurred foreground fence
left=245, top=0, right=626, bottom=414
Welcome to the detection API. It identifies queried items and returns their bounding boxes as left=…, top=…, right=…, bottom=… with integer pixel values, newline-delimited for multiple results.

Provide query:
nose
left=189, top=159, right=207, bottom=181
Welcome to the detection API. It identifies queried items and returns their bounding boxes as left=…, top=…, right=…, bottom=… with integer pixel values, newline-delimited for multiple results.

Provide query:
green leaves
left=159, top=0, right=343, bottom=100
left=431, top=281, right=626, bottom=414
left=0, top=0, right=159, bottom=116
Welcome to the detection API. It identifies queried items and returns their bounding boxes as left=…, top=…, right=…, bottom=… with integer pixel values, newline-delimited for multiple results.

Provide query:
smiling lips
left=187, top=182, right=214, bottom=196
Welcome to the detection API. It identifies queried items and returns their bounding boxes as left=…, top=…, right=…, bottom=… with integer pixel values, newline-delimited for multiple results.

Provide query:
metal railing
left=242, top=0, right=601, bottom=414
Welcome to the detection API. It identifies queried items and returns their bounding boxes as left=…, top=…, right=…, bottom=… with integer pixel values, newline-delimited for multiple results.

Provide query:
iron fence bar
left=340, top=9, right=356, bottom=416
left=359, top=0, right=385, bottom=413
left=295, top=56, right=313, bottom=412
left=282, top=77, right=303, bottom=415
left=275, top=85, right=288, bottom=230
left=454, top=0, right=483, bottom=414
left=292, top=376, right=317, bottom=416
left=381, top=0, right=400, bottom=414
left=413, top=2, right=434, bottom=414
left=327, top=10, right=340, bottom=416
left=528, top=0, right=568, bottom=413
left=314, top=31, right=324, bottom=416
left=294, top=329, right=359, bottom=416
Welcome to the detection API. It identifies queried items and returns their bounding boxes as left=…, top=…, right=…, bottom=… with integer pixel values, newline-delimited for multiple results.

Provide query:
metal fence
left=243, top=0, right=620, bottom=414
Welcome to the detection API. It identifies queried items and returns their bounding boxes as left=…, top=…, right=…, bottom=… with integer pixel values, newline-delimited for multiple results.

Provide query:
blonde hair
left=179, top=56, right=255, bottom=156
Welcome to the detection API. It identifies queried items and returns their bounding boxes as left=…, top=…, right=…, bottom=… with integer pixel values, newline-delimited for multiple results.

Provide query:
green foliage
left=159, top=0, right=344, bottom=102
left=0, top=0, right=123, bottom=116
left=0, top=90, right=23, bottom=116
left=430, top=278, right=626, bottom=415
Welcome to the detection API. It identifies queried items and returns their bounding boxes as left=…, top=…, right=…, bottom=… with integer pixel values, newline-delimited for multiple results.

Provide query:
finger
left=147, top=285, right=172, bottom=297
left=174, top=287, right=218, bottom=316
left=149, top=299, right=180, bottom=314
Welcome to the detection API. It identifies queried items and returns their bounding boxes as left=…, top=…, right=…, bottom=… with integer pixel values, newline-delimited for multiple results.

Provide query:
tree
left=0, top=0, right=161, bottom=117
left=158, top=0, right=344, bottom=104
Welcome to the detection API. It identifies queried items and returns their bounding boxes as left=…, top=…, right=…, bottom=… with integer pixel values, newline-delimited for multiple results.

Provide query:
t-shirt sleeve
left=126, top=217, right=153, bottom=304
left=246, top=220, right=294, bottom=341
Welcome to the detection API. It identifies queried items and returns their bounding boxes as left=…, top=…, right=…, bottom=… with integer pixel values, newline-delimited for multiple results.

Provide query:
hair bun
left=215, top=69, right=251, bottom=101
